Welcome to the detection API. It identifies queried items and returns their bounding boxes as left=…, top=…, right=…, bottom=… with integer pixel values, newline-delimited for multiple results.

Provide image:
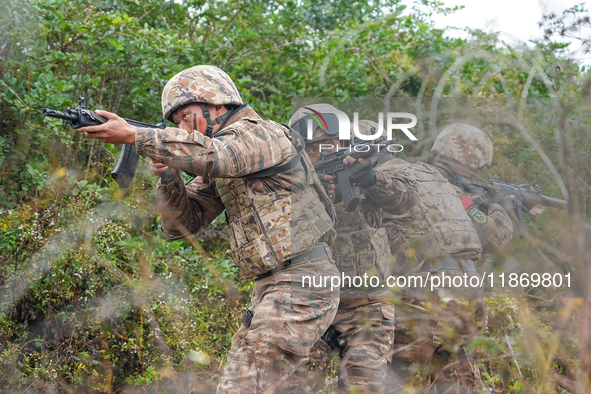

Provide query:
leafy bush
left=1, top=0, right=590, bottom=392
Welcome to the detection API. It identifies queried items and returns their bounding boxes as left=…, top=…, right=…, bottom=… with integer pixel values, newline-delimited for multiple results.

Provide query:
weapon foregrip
left=111, top=144, right=139, bottom=189
left=321, top=325, right=343, bottom=357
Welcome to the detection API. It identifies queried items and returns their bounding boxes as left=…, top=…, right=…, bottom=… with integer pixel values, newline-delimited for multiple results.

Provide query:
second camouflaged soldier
left=281, top=105, right=419, bottom=394
left=79, top=65, right=340, bottom=393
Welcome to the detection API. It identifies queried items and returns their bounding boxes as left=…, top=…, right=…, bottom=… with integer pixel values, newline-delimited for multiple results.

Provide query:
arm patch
left=466, top=205, right=488, bottom=224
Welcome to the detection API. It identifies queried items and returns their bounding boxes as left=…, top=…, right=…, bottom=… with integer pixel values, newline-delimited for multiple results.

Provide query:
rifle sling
left=243, top=125, right=304, bottom=179
left=242, top=150, right=303, bottom=179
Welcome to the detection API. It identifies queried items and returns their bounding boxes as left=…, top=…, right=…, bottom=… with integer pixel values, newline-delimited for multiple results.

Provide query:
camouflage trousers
left=279, top=298, right=396, bottom=394
left=216, top=258, right=339, bottom=394
left=388, top=270, right=488, bottom=394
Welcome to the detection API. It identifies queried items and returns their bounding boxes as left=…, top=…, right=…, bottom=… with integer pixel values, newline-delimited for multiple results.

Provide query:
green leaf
left=106, top=37, right=124, bottom=51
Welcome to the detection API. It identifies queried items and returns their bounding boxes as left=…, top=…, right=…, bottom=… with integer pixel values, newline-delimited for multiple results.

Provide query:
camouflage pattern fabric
left=364, top=163, right=420, bottom=217
left=161, top=65, right=243, bottom=121
left=149, top=103, right=339, bottom=391
left=280, top=299, right=395, bottom=394
left=218, top=256, right=340, bottom=394
left=138, top=105, right=294, bottom=180
left=143, top=104, right=336, bottom=279
left=378, top=158, right=513, bottom=393
left=330, top=202, right=391, bottom=300
left=329, top=172, right=415, bottom=299
left=277, top=114, right=419, bottom=393
left=380, top=159, right=482, bottom=276
left=216, top=143, right=336, bottom=279
left=472, top=202, right=513, bottom=253
left=294, top=112, right=425, bottom=391
left=430, top=123, right=493, bottom=172
left=432, top=160, right=514, bottom=256
left=353, top=119, right=384, bottom=139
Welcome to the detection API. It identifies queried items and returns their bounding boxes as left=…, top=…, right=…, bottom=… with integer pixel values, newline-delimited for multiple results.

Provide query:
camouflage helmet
left=289, top=103, right=341, bottom=140
left=353, top=119, right=382, bottom=138
left=431, top=123, right=493, bottom=172
left=161, top=65, right=243, bottom=122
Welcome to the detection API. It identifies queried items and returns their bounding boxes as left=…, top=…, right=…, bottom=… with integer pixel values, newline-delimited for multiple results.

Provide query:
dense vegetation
left=1, top=0, right=590, bottom=392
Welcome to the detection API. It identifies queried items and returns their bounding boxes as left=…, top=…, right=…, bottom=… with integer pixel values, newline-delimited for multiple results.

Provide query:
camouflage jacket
left=331, top=164, right=419, bottom=298
left=136, top=105, right=335, bottom=278
left=476, top=203, right=513, bottom=253
left=379, top=159, right=513, bottom=274
left=378, top=159, right=481, bottom=274
left=428, top=162, right=513, bottom=254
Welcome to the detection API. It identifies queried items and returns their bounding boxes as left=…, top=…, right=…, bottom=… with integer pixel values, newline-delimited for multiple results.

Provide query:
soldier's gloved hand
left=321, top=174, right=336, bottom=199
left=477, top=187, right=508, bottom=212
left=343, top=156, right=376, bottom=188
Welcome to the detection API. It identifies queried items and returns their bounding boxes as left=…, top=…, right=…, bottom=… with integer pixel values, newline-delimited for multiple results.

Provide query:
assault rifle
left=452, top=174, right=568, bottom=237
left=314, top=136, right=400, bottom=212
left=43, top=97, right=167, bottom=188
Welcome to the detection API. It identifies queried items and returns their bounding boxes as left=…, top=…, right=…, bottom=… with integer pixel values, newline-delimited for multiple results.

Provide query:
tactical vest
left=387, top=162, right=481, bottom=269
left=332, top=204, right=391, bottom=277
left=331, top=202, right=392, bottom=298
left=216, top=129, right=336, bottom=279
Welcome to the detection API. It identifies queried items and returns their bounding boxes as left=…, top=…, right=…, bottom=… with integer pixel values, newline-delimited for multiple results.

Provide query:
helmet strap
left=434, top=155, right=479, bottom=179
left=200, top=103, right=231, bottom=138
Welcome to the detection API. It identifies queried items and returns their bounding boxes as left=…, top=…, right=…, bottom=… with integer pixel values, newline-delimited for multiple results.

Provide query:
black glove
left=477, top=188, right=513, bottom=213
left=348, top=164, right=377, bottom=188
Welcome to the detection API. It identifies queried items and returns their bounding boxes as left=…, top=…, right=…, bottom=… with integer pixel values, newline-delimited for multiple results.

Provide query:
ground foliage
left=1, top=0, right=590, bottom=392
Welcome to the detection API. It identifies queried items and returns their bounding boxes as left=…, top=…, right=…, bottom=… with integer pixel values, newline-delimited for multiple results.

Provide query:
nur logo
left=302, top=107, right=331, bottom=136
left=301, top=106, right=418, bottom=142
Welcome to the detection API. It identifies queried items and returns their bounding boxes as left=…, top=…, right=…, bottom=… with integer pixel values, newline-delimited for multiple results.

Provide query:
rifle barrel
left=540, top=195, right=568, bottom=210
left=43, top=108, right=78, bottom=122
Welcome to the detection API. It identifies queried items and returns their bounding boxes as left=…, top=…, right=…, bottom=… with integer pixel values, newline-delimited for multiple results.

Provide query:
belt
left=419, top=258, right=477, bottom=273
left=254, top=244, right=329, bottom=281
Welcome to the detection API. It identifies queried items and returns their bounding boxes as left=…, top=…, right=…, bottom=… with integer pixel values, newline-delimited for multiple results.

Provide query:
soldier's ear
left=214, top=105, right=226, bottom=115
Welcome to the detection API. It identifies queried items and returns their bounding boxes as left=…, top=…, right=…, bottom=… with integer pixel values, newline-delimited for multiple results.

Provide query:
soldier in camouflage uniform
left=280, top=106, right=419, bottom=394
left=384, top=123, right=519, bottom=393
left=79, top=65, right=340, bottom=393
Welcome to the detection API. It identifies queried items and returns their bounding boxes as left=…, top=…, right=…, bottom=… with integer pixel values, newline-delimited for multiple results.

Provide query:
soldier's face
left=305, top=138, right=340, bottom=164
left=172, top=104, right=227, bottom=135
